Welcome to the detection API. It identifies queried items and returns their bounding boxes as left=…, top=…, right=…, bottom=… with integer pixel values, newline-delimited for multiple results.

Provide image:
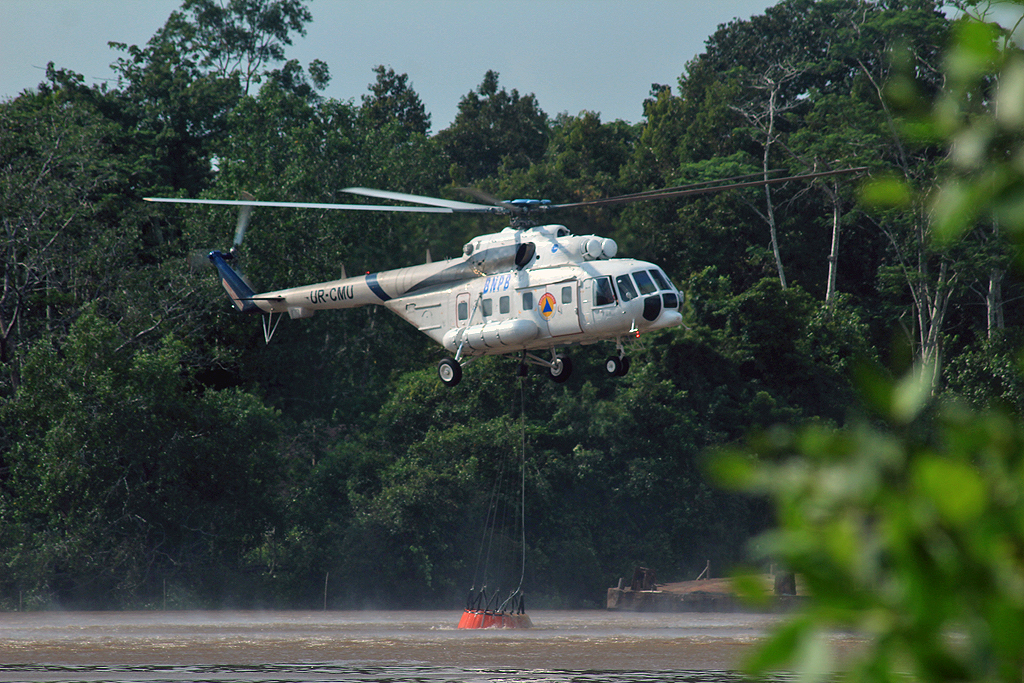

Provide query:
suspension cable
left=471, top=440, right=508, bottom=591
left=499, top=374, right=529, bottom=614
left=469, top=370, right=530, bottom=614
left=514, top=374, right=527, bottom=594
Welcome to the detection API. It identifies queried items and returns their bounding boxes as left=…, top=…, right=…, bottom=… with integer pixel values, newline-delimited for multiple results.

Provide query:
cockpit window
left=616, top=274, right=638, bottom=302
left=594, top=277, right=615, bottom=306
left=650, top=269, right=672, bottom=291
left=633, top=270, right=658, bottom=295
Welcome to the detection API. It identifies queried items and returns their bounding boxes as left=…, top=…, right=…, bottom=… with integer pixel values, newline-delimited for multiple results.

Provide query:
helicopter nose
left=650, top=309, right=683, bottom=330
left=641, top=295, right=662, bottom=321
left=635, top=301, right=682, bottom=332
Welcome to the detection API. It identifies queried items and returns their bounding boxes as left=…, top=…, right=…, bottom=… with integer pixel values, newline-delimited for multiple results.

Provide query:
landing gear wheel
left=548, top=354, right=573, bottom=383
left=605, top=356, right=631, bottom=377
left=517, top=363, right=529, bottom=377
left=438, top=357, right=462, bottom=387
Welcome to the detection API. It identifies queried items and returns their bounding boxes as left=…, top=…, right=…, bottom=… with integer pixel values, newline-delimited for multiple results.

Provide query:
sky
left=1, top=0, right=778, bottom=132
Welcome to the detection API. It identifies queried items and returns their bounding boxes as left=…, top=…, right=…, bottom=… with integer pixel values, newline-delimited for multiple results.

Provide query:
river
left=0, top=610, right=814, bottom=682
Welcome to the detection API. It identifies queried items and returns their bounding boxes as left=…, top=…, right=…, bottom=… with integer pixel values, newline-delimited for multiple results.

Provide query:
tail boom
left=249, top=260, right=459, bottom=318
left=209, top=250, right=263, bottom=314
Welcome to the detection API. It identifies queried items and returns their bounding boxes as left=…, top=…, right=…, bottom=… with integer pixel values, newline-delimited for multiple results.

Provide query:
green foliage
left=120, top=0, right=314, bottom=95
left=0, top=307, right=283, bottom=607
left=716, top=10, right=1024, bottom=683
left=942, top=331, right=1024, bottom=410
left=360, top=65, right=431, bottom=135
left=4, top=0, right=1024, bottom=614
left=434, top=70, right=549, bottom=183
left=717, top=371, right=1024, bottom=683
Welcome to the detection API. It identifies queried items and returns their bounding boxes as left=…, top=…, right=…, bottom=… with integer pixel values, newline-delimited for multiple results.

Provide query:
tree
left=8, top=0, right=1012, bottom=613
left=435, top=70, right=549, bottom=183
left=0, top=84, right=140, bottom=392
left=108, top=0, right=321, bottom=193
left=109, top=37, right=241, bottom=194
left=0, top=309, right=283, bottom=607
left=731, top=62, right=812, bottom=290
left=138, top=0, right=314, bottom=95
left=627, top=0, right=962, bottom=384
left=487, top=111, right=637, bottom=237
left=360, top=65, right=430, bottom=135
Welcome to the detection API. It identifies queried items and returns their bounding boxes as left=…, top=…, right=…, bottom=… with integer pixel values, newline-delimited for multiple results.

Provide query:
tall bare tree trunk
left=763, top=87, right=786, bottom=290
left=988, top=267, right=1005, bottom=339
left=825, top=186, right=841, bottom=306
left=914, top=259, right=956, bottom=391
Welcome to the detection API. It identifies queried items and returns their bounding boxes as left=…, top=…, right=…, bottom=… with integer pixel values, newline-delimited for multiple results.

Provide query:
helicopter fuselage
left=218, top=224, right=683, bottom=374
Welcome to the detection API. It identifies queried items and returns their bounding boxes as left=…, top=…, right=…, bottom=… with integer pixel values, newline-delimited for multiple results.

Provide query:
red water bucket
left=456, top=610, right=533, bottom=629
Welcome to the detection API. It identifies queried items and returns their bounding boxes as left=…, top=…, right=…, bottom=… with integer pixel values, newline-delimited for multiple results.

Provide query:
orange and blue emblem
left=538, top=292, right=557, bottom=319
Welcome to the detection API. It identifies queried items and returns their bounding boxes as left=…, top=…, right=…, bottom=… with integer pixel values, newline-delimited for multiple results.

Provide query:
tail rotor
left=186, top=191, right=254, bottom=271
left=184, top=192, right=262, bottom=314
left=231, top=191, right=255, bottom=259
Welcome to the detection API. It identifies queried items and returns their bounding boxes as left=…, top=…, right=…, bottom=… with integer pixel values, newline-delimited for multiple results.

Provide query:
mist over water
left=0, top=610, right=802, bottom=682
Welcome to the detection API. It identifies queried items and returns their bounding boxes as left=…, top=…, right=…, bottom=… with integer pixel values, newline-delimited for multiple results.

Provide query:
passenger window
left=561, top=286, right=573, bottom=304
left=594, top=277, right=615, bottom=306
left=458, top=301, right=469, bottom=320
left=633, top=270, right=657, bottom=295
left=522, top=292, right=533, bottom=310
left=650, top=269, right=671, bottom=291
left=616, top=274, right=638, bottom=302
left=499, top=296, right=510, bottom=315
left=482, top=299, right=493, bottom=317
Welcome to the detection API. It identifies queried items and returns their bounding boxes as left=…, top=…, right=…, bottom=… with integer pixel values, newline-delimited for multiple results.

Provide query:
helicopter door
left=582, top=276, right=619, bottom=328
left=545, top=282, right=582, bottom=337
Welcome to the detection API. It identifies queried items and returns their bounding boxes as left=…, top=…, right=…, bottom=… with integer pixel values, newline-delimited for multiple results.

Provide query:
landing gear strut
left=519, top=350, right=574, bottom=383
left=605, top=338, right=631, bottom=377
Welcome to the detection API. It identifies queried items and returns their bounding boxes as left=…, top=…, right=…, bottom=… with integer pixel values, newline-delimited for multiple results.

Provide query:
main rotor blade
left=455, top=187, right=513, bottom=209
left=342, top=187, right=504, bottom=213
left=550, top=167, right=869, bottom=210
left=601, top=169, right=788, bottom=203
left=144, top=197, right=454, bottom=213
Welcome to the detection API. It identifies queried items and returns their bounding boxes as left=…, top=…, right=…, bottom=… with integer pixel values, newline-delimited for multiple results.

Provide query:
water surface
left=0, top=610, right=800, bottom=682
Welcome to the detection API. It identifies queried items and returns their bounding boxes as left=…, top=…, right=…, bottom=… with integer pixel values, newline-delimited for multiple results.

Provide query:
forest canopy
left=2, top=0, right=1020, bottom=610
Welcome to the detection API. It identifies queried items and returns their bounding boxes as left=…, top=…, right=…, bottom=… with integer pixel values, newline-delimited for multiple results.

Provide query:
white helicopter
left=146, top=168, right=860, bottom=386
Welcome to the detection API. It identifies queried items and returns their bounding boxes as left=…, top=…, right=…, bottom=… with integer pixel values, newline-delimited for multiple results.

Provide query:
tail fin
left=209, top=250, right=262, bottom=313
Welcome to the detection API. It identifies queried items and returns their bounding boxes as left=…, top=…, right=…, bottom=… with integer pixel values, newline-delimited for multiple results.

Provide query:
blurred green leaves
left=719, top=11, right=1024, bottom=682
left=719, top=372, right=1024, bottom=682
left=907, top=17, right=1024, bottom=246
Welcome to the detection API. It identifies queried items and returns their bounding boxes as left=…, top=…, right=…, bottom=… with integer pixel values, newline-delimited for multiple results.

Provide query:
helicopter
left=146, top=168, right=863, bottom=386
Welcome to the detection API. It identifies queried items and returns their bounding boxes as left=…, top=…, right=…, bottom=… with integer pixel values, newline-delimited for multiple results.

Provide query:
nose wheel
left=605, top=355, right=630, bottom=377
